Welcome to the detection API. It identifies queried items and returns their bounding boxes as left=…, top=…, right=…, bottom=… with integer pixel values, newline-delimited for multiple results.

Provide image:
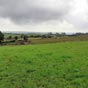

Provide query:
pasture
left=0, top=41, right=88, bottom=88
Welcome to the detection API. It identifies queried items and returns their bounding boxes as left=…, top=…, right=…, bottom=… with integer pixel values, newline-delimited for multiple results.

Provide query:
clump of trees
left=7, top=35, right=29, bottom=42
left=20, top=35, right=29, bottom=42
left=0, top=31, right=30, bottom=45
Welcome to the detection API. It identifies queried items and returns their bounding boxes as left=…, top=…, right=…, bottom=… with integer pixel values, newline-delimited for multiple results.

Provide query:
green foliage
left=14, top=36, right=18, bottom=40
left=23, top=35, right=29, bottom=41
left=0, top=41, right=88, bottom=88
left=0, top=31, right=4, bottom=43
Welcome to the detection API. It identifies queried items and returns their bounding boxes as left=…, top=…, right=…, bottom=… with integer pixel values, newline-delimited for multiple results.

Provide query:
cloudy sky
left=0, top=0, right=88, bottom=32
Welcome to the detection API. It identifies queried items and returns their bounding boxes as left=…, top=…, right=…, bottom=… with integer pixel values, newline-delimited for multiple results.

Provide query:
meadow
left=0, top=41, right=88, bottom=88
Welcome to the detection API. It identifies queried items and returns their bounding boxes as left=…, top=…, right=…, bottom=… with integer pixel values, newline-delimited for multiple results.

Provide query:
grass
left=30, top=36, right=88, bottom=44
left=0, top=41, right=88, bottom=88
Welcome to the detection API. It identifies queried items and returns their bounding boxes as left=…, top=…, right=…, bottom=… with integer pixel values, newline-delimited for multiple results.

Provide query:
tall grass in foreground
left=0, top=41, right=88, bottom=88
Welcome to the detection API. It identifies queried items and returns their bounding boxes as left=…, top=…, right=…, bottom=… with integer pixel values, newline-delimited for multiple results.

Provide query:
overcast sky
left=0, top=0, right=88, bottom=32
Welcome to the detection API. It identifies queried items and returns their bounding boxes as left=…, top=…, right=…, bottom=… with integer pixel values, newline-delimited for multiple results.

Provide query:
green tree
left=14, top=36, right=18, bottom=41
left=0, top=31, right=4, bottom=44
left=23, top=35, right=28, bottom=42
left=7, top=36, right=12, bottom=40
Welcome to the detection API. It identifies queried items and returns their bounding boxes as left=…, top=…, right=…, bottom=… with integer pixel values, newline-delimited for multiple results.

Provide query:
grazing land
left=0, top=41, right=88, bottom=88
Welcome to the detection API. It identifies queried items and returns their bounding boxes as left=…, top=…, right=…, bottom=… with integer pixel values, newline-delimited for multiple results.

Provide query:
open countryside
left=0, top=0, right=88, bottom=88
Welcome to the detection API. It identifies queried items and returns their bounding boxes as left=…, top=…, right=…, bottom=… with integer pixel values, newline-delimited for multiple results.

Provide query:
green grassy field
left=0, top=41, right=88, bottom=88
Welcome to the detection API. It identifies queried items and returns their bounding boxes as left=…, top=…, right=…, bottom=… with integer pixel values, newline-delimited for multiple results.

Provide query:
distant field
left=30, top=36, right=88, bottom=44
left=3, top=33, right=88, bottom=45
left=0, top=41, right=88, bottom=88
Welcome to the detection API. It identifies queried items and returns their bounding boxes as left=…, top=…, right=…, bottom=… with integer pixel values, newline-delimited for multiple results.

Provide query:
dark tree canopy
left=0, top=31, right=4, bottom=43
left=14, top=36, right=18, bottom=40
left=23, top=35, right=28, bottom=42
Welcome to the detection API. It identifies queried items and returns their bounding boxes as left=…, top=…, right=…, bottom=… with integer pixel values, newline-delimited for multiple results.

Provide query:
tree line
left=0, top=31, right=88, bottom=45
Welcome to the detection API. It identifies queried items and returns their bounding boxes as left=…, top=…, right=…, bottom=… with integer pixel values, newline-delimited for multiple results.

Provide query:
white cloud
left=66, top=0, right=88, bottom=30
left=0, top=0, right=88, bottom=32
